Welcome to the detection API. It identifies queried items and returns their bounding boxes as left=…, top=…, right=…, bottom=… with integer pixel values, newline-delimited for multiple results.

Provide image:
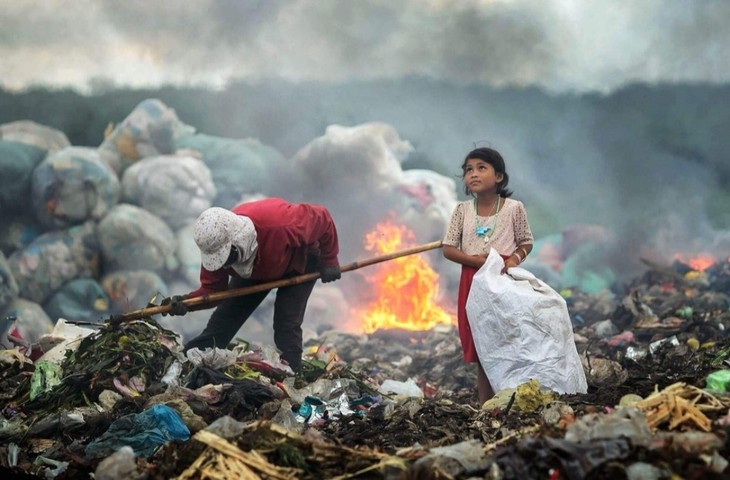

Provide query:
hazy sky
left=2, top=0, right=728, bottom=93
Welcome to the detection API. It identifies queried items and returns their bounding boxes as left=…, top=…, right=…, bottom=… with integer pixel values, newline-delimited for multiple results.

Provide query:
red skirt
left=457, top=256, right=509, bottom=363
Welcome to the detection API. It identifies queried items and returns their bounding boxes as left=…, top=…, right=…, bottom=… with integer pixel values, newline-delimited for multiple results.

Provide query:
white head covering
left=193, top=207, right=258, bottom=276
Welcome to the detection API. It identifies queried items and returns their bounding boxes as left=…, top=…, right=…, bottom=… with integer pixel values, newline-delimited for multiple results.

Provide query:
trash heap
left=2, top=100, right=730, bottom=478
left=0, top=255, right=728, bottom=478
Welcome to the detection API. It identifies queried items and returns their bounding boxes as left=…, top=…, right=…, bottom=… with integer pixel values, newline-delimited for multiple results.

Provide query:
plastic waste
left=7, top=442, right=20, bottom=467
left=33, top=456, right=69, bottom=479
left=36, top=318, right=96, bottom=364
left=379, top=378, right=424, bottom=398
left=295, top=395, right=327, bottom=424
left=625, top=346, right=648, bottom=362
left=29, top=360, right=62, bottom=401
left=186, top=347, right=238, bottom=370
left=649, top=335, right=680, bottom=354
left=706, top=370, right=730, bottom=392
left=204, top=415, right=246, bottom=440
left=93, top=446, right=141, bottom=480
left=85, top=404, right=190, bottom=459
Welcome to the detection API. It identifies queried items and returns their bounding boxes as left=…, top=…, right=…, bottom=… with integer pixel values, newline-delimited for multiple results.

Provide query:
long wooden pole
left=110, top=240, right=443, bottom=323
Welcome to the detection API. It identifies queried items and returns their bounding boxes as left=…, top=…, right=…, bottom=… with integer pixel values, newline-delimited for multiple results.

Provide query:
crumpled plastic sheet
left=281, top=377, right=359, bottom=405
left=8, top=221, right=99, bottom=304
left=85, top=404, right=190, bottom=459
left=100, top=269, right=168, bottom=314
left=0, top=120, right=70, bottom=151
left=99, top=98, right=195, bottom=176
left=0, top=139, right=48, bottom=215
left=97, top=203, right=177, bottom=274
left=175, top=133, right=286, bottom=209
left=294, top=392, right=361, bottom=424
left=42, top=277, right=109, bottom=323
left=161, top=359, right=183, bottom=387
left=238, top=343, right=295, bottom=377
left=186, top=347, right=238, bottom=370
left=122, top=153, right=217, bottom=230
left=31, top=146, right=121, bottom=229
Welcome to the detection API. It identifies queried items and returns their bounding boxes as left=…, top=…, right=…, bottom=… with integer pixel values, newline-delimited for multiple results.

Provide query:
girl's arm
left=443, top=244, right=487, bottom=269
left=501, top=243, right=533, bottom=273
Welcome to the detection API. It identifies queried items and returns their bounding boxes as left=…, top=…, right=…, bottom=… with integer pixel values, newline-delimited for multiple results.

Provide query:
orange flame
left=355, top=220, right=455, bottom=333
left=674, top=253, right=715, bottom=272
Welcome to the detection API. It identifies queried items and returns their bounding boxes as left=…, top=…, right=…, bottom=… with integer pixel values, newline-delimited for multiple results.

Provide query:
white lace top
left=443, top=197, right=534, bottom=256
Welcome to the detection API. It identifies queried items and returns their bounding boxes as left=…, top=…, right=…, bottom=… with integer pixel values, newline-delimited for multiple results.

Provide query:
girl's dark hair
left=461, top=147, right=513, bottom=197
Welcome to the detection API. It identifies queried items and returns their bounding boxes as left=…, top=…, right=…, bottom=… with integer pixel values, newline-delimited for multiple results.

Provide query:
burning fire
left=674, top=253, right=716, bottom=272
left=355, top=220, right=455, bottom=333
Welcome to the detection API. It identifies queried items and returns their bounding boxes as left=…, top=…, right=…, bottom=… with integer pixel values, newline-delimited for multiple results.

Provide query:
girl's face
left=463, top=158, right=503, bottom=195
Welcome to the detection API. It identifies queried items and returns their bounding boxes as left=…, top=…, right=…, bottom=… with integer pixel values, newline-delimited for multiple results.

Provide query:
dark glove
left=161, top=295, right=189, bottom=316
left=108, top=314, right=128, bottom=327
left=319, top=264, right=341, bottom=283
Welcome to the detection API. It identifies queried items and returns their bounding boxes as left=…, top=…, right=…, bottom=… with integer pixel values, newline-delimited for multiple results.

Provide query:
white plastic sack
left=465, top=249, right=587, bottom=394
left=121, top=154, right=216, bottom=230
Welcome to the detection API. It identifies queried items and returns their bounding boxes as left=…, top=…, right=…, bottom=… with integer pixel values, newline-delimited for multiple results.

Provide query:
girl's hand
left=501, top=257, right=520, bottom=274
left=473, top=254, right=488, bottom=268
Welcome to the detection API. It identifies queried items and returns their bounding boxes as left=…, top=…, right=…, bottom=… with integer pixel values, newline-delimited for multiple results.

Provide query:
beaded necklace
left=474, top=195, right=501, bottom=242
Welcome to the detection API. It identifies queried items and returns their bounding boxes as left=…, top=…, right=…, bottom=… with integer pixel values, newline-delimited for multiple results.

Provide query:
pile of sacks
left=0, top=99, right=290, bottom=347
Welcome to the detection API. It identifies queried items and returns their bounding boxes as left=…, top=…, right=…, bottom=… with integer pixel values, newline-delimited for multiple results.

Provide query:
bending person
left=165, top=197, right=341, bottom=372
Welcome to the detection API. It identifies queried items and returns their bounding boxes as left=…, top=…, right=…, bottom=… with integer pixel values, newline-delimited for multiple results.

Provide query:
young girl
left=442, top=147, right=534, bottom=404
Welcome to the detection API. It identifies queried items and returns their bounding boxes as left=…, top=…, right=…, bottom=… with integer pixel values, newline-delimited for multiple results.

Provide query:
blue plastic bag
left=85, top=404, right=190, bottom=458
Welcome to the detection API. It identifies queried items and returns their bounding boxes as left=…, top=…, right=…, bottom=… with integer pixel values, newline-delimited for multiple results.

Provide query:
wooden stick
left=111, top=240, right=443, bottom=322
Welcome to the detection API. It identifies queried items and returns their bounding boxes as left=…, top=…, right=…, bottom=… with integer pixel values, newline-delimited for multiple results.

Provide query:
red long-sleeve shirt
left=187, top=198, right=339, bottom=298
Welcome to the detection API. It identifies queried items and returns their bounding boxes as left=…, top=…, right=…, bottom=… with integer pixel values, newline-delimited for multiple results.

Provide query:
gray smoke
left=2, top=1, right=730, bottom=92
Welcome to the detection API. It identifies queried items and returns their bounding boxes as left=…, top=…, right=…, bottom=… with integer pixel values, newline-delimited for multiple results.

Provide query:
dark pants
left=184, top=263, right=317, bottom=372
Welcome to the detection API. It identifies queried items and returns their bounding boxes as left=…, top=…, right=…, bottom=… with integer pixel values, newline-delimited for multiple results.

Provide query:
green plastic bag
left=706, top=370, right=730, bottom=392
left=30, top=360, right=62, bottom=401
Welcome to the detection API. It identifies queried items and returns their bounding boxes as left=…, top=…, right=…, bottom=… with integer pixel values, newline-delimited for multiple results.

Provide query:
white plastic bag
left=466, top=249, right=587, bottom=394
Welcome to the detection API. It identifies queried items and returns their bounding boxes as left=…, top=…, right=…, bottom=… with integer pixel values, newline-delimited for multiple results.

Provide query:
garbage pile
left=2, top=100, right=730, bottom=478
left=0, top=255, right=728, bottom=478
